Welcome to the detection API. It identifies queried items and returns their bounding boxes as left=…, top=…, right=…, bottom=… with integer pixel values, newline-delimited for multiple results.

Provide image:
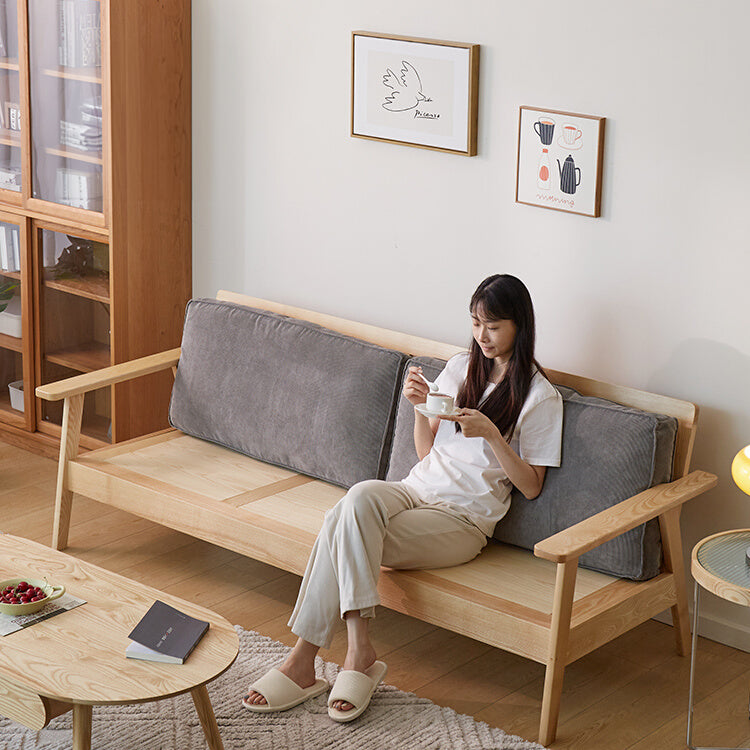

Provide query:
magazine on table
left=0, top=593, right=86, bottom=636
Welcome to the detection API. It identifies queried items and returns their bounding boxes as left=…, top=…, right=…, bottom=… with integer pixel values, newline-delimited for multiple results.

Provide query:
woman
left=242, top=274, right=563, bottom=722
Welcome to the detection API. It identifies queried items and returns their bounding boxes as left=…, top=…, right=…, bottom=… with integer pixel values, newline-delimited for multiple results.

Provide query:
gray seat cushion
left=169, top=299, right=407, bottom=488
left=387, top=358, right=677, bottom=581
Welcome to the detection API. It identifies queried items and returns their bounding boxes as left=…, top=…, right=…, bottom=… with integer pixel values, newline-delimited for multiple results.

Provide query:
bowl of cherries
left=0, top=578, right=66, bottom=616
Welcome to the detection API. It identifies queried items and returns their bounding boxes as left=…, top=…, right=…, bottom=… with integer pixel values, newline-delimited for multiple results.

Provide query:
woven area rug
left=0, top=626, right=544, bottom=749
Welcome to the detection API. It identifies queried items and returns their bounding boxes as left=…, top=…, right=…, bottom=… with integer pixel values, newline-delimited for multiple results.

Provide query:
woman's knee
left=326, top=480, right=385, bottom=524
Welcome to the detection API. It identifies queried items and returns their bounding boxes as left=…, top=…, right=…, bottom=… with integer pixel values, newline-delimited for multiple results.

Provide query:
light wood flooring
left=1, top=439, right=748, bottom=749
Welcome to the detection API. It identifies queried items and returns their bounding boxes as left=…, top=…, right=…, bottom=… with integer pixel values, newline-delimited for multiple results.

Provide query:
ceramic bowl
left=0, top=577, right=65, bottom=616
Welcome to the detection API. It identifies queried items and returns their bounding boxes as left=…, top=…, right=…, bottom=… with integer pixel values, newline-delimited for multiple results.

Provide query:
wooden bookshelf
left=0, top=0, right=191, bottom=451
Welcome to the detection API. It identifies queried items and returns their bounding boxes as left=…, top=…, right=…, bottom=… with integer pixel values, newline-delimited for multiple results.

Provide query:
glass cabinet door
left=0, top=217, right=26, bottom=424
left=36, top=226, right=110, bottom=442
left=28, top=0, right=103, bottom=212
left=0, top=1, right=22, bottom=195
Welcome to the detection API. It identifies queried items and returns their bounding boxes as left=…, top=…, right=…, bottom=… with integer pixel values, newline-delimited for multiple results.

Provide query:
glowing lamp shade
left=732, top=446, right=750, bottom=496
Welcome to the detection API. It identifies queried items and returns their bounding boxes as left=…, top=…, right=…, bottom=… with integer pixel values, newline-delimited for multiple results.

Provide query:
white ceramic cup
left=426, top=392, right=455, bottom=414
left=563, top=125, right=582, bottom=145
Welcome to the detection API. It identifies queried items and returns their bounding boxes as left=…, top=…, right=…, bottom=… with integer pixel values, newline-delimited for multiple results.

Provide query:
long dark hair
left=455, top=274, right=543, bottom=438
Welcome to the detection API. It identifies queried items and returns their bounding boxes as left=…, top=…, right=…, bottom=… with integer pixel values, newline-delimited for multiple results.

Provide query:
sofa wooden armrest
left=534, top=470, right=718, bottom=563
left=35, top=348, right=181, bottom=402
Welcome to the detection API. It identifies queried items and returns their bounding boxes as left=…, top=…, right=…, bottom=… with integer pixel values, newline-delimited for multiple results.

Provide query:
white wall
left=192, top=1, right=750, bottom=647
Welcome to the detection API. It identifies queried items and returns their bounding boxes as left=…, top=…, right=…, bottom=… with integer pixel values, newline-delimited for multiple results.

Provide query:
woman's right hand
left=403, top=366, right=430, bottom=406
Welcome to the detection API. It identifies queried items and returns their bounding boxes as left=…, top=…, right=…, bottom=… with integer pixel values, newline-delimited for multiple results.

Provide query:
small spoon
left=418, top=371, right=439, bottom=392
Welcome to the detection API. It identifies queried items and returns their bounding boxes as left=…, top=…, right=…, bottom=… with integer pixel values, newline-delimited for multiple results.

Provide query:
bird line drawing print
left=381, top=60, right=439, bottom=119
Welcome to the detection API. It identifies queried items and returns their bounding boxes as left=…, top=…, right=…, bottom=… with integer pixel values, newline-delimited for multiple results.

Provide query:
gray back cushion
left=169, top=299, right=407, bottom=488
left=387, top=359, right=677, bottom=581
left=385, top=356, right=447, bottom=483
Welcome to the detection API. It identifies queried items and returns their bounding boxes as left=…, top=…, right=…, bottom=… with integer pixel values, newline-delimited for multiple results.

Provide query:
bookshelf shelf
left=0, top=59, right=19, bottom=71
left=43, top=68, right=102, bottom=85
left=0, top=129, right=21, bottom=148
left=45, top=147, right=103, bottom=166
left=0, top=331, right=22, bottom=353
left=42, top=273, right=109, bottom=303
left=44, top=341, right=109, bottom=373
left=0, top=270, right=20, bottom=281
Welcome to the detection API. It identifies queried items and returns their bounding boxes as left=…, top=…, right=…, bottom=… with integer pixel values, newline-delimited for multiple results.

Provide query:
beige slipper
left=327, top=661, right=388, bottom=722
left=242, top=668, right=329, bottom=713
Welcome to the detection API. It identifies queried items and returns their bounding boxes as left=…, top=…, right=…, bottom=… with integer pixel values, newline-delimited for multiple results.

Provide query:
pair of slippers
left=242, top=661, right=388, bottom=723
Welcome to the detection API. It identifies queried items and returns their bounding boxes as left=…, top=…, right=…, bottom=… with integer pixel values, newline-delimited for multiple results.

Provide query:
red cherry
left=17, top=582, right=28, bottom=592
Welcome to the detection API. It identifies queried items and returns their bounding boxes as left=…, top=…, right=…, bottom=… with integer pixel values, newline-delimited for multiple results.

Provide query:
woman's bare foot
left=244, top=638, right=319, bottom=706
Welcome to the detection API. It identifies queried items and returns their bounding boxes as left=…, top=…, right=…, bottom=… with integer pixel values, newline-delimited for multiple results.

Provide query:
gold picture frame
left=515, top=106, right=606, bottom=217
left=351, top=31, right=480, bottom=156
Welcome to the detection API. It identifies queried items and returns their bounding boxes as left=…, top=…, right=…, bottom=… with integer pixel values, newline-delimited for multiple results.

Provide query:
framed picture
left=351, top=31, right=480, bottom=156
left=515, top=106, right=605, bottom=217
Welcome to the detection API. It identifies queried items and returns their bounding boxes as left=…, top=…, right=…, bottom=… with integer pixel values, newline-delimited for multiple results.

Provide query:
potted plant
left=0, top=279, right=17, bottom=313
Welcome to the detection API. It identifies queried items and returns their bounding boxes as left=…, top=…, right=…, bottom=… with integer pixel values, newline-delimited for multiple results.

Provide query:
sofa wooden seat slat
left=37, top=291, right=718, bottom=746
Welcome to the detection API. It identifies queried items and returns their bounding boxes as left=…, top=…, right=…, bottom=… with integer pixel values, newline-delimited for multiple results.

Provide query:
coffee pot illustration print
left=557, top=155, right=581, bottom=195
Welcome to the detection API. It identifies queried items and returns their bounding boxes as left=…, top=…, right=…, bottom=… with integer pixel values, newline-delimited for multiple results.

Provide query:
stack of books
left=55, top=166, right=102, bottom=210
left=58, top=0, right=101, bottom=69
left=0, top=166, right=20, bottom=192
left=59, top=121, right=101, bottom=152
left=126, top=600, right=210, bottom=664
left=0, top=223, right=19, bottom=272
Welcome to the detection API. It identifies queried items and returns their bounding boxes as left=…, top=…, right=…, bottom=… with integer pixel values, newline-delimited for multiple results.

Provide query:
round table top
left=691, top=529, right=750, bottom=606
left=0, top=533, right=239, bottom=705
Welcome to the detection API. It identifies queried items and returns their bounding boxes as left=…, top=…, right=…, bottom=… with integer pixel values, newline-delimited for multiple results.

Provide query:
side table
left=689, top=529, right=750, bottom=750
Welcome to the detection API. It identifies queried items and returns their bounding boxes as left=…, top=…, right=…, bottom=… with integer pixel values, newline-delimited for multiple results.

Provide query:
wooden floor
left=2, top=440, right=749, bottom=749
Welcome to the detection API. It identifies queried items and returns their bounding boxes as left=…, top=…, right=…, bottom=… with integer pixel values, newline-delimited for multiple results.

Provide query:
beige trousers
left=287, top=479, right=488, bottom=649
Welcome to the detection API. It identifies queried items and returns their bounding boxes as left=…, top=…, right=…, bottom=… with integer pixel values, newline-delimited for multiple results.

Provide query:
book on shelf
left=126, top=600, right=210, bottom=664
left=0, top=224, right=17, bottom=272
left=59, top=120, right=102, bottom=151
left=55, top=166, right=102, bottom=210
left=0, top=167, right=21, bottom=191
left=58, top=0, right=101, bottom=69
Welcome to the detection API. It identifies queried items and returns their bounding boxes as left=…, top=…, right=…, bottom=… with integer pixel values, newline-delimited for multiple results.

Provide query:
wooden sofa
left=36, top=290, right=717, bottom=746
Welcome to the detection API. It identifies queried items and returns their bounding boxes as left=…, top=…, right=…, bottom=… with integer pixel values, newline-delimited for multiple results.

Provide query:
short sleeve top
left=402, top=352, right=563, bottom=536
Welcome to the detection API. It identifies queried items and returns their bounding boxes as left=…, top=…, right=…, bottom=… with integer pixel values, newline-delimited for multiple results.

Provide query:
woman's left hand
left=441, top=408, right=501, bottom=441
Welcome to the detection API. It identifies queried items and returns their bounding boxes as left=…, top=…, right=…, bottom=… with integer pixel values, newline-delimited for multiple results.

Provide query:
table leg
left=191, top=685, right=224, bottom=750
left=72, top=704, right=92, bottom=750
left=686, top=582, right=750, bottom=750
left=687, top=581, right=700, bottom=749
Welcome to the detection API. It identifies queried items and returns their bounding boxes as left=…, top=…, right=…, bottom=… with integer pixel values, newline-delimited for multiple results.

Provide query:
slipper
left=242, top=668, right=329, bottom=713
left=327, top=661, right=388, bottom=723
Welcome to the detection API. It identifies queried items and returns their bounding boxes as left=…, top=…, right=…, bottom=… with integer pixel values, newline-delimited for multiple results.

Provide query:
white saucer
left=557, top=136, right=583, bottom=150
left=415, top=404, right=461, bottom=419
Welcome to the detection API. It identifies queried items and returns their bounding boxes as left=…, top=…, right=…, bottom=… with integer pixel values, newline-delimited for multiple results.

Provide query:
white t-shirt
left=402, top=352, right=563, bottom=536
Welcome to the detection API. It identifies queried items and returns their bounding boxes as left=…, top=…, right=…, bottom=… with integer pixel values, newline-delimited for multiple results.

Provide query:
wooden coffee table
left=0, top=533, right=239, bottom=750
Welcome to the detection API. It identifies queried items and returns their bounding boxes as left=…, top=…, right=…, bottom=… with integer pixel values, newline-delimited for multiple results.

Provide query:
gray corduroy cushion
left=169, top=299, right=407, bottom=488
left=387, top=359, right=677, bottom=581
left=493, top=385, right=677, bottom=581
left=385, top=356, right=448, bottom=483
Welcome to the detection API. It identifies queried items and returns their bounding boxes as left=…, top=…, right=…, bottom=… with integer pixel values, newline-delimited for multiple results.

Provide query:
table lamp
left=731, top=445, right=750, bottom=564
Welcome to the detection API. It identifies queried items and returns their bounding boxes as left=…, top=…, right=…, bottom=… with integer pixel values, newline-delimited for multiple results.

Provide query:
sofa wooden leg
left=52, top=394, right=84, bottom=551
left=539, top=558, right=578, bottom=746
left=659, top=507, right=691, bottom=656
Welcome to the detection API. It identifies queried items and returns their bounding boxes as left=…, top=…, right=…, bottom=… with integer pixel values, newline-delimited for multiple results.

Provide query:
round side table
left=688, top=530, right=750, bottom=750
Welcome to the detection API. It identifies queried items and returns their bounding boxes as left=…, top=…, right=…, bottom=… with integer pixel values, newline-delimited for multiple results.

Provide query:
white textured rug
left=0, top=626, right=544, bottom=749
